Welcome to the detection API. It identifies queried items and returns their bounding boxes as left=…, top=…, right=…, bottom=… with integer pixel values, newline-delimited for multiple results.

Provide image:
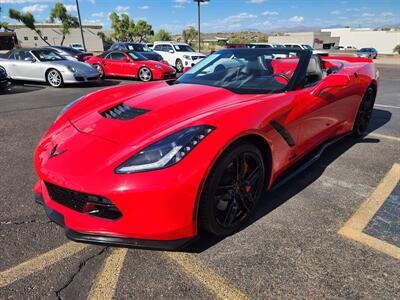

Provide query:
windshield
left=359, top=48, right=373, bottom=52
left=32, top=50, right=65, bottom=61
left=127, top=51, right=148, bottom=61
left=174, top=45, right=195, bottom=52
left=55, top=47, right=84, bottom=55
left=177, top=49, right=305, bottom=94
left=302, top=44, right=313, bottom=50
left=126, top=44, right=152, bottom=52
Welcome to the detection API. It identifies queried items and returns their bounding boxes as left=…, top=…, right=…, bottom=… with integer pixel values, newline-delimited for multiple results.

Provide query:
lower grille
left=44, top=182, right=122, bottom=220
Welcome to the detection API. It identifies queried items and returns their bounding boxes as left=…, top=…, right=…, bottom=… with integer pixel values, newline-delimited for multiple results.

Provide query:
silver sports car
left=1, top=48, right=100, bottom=87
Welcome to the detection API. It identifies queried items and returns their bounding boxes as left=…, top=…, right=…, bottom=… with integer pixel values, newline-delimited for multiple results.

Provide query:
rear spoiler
left=323, top=56, right=373, bottom=63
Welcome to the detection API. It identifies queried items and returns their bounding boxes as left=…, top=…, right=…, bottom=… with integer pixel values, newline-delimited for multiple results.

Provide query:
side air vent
left=100, top=103, right=150, bottom=121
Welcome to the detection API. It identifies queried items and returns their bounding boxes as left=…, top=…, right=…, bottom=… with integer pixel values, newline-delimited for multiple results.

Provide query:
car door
left=102, top=52, right=120, bottom=75
left=8, top=51, right=42, bottom=81
left=163, top=44, right=176, bottom=66
left=109, top=52, right=130, bottom=76
left=293, top=72, right=359, bottom=156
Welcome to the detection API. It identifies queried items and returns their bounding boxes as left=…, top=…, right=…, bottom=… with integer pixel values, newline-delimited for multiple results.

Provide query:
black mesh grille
left=100, top=103, right=149, bottom=120
left=44, top=182, right=122, bottom=221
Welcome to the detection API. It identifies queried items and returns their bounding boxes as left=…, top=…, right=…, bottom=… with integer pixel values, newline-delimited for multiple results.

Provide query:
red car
left=34, top=49, right=377, bottom=250
left=86, top=50, right=176, bottom=81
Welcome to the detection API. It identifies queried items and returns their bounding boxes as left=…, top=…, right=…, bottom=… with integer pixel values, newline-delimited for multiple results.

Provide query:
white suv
left=152, top=42, right=206, bottom=72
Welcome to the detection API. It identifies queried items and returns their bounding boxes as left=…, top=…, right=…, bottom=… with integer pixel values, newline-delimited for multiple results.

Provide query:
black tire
left=46, top=69, right=63, bottom=88
left=352, top=86, right=376, bottom=137
left=175, top=59, right=184, bottom=72
left=198, top=142, right=265, bottom=236
left=138, top=67, right=152, bottom=82
left=93, top=64, right=105, bottom=79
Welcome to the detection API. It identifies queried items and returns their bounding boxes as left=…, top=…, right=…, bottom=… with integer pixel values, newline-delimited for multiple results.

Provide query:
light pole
left=75, top=0, right=87, bottom=51
left=193, top=0, right=209, bottom=52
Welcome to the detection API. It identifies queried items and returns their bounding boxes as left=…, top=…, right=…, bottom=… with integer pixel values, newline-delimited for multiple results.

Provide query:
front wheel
left=138, top=67, right=152, bottom=82
left=46, top=69, right=63, bottom=88
left=93, top=64, right=105, bottom=79
left=352, top=86, right=376, bottom=137
left=198, top=142, right=265, bottom=236
left=175, top=59, right=183, bottom=72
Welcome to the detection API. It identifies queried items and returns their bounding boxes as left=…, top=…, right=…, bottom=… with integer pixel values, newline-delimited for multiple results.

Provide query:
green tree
left=9, top=9, right=50, bottom=45
left=154, top=29, right=172, bottom=41
left=97, top=31, right=113, bottom=43
left=0, top=22, right=9, bottom=31
left=109, top=12, right=135, bottom=42
left=394, top=44, right=400, bottom=55
left=182, top=26, right=198, bottom=44
left=133, top=19, right=154, bottom=42
left=49, top=2, right=79, bottom=45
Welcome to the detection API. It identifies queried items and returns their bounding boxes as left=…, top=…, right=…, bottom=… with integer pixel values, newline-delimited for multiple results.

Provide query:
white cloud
left=2, top=0, right=52, bottom=3
left=139, top=5, right=149, bottom=10
left=246, top=0, right=266, bottom=3
left=173, top=0, right=190, bottom=8
left=361, top=12, right=374, bottom=17
left=22, top=4, right=48, bottom=13
left=289, top=15, right=304, bottom=23
left=115, top=6, right=130, bottom=12
left=87, top=0, right=96, bottom=4
left=91, top=12, right=104, bottom=17
left=262, top=11, right=279, bottom=16
left=381, top=12, right=394, bottom=17
left=330, top=10, right=341, bottom=15
left=65, top=5, right=77, bottom=12
left=226, top=12, right=257, bottom=22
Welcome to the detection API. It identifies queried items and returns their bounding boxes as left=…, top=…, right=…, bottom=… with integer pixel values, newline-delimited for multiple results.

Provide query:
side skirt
left=270, top=133, right=351, bottom=192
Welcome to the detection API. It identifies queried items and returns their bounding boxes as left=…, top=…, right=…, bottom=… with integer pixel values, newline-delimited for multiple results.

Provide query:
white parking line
left=375, top=104, right=400, bottom=109
left=369, top=132, right=400, bottom=142
left=0, top=242, right=89, bottom=288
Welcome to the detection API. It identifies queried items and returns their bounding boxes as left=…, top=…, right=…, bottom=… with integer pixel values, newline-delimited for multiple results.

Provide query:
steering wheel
left=272, top=73, right=290, bottom=83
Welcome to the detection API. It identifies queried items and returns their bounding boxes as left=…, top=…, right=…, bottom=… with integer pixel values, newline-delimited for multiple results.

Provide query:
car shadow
left=185, top=108, right=392, bottom=253
left=0, top=83, right=45, bottom=95
left=64, top=79, right=122, bottom=88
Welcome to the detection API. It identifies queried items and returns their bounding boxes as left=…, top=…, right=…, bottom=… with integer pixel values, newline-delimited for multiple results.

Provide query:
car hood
left=44, top=60, right=96, bottom=73
left=67, top=82, right=257, bottom=146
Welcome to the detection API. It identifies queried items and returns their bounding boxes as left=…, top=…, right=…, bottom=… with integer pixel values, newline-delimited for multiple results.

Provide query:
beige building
left=268, top=31, right=340, bottom=49
left=321, top=28, right=400, bottom=54
left=7, top=23, right=105, bottom=51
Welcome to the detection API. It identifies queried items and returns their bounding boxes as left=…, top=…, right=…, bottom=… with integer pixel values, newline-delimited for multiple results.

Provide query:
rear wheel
left=46, top=69, right=63, bottom=88
left=93, top=64, right=105, bottom=79
left=198, top=142, right=265, bottom=236
left=138, top=67, right=152, bottom=82
left=352, top=86, right=376, bottom=137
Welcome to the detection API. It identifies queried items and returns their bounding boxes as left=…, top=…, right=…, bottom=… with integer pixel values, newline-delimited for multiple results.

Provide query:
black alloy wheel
left=199, top=142, right=265, bottom=236
left=353, top=86, right=376, bottom=137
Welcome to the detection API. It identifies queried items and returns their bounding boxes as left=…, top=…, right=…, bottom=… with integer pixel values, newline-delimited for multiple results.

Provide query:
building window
left=34, top=36, right=38, bottom=41
left=24, top=37, right=28, bottom=41
left=44, top=36, right=48, bottom=40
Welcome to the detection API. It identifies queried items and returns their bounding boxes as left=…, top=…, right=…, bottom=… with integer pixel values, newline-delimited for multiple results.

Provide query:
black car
left=109, top=42, right=164, bottom=62
left=44, top=46, right=93, bottom=62
left=0, top=65, right=10, bottom=90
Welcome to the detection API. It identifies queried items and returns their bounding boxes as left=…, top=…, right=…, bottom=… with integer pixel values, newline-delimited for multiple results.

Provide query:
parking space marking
left=0, top=242, right=89, bottom=288
left=368, top=133, right=400, bottom=142
left=375, top=104, right=400, bottom=109
left=164, top=252, right=249, bottom=300
left=87, top=248, right=127, bottom=300
left=339, top=163, right=400, bottom=260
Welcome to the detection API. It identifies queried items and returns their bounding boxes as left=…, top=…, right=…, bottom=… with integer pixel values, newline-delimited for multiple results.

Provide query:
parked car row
left=227, top=42, right=329, bottom=56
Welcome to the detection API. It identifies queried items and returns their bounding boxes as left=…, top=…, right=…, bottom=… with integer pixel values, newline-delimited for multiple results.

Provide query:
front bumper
left=62, top=70, right=100, bottom=83
left=37, top=195, right=195, bottom=250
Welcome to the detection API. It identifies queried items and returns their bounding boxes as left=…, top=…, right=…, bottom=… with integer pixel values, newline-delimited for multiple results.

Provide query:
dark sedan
left=109, top=42, right=164, bottom=62
left=44, top=46, right=93, bottom=62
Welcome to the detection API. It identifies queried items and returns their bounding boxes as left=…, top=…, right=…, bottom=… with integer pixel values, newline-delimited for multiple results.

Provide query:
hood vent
left=100, top=103, right=150, bottom=121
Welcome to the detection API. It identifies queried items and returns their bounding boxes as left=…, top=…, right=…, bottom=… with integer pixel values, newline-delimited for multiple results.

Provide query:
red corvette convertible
left=34, top=49, right=377, bottom=249
left=86, top=50, right=176, bottom=81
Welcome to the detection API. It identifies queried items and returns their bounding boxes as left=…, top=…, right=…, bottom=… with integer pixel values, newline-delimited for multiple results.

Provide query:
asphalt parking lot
left=1, top=66, right=399, bottom=299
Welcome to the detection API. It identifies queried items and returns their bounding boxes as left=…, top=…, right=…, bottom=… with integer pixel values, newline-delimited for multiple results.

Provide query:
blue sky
left=1, top=0, right=399, bottom=33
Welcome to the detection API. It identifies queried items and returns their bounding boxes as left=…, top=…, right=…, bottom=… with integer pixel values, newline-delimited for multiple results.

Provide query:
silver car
left=1, top=48, right=100, bottom=87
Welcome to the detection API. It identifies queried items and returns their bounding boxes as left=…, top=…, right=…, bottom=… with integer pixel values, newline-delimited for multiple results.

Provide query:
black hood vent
left=101, top=103, right=150, bottom=121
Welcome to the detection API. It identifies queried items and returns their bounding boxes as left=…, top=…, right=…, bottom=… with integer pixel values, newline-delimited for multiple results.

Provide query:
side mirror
left=169, top=50, right=174, bottom=54
left=312, top=74, right=350, bottom=96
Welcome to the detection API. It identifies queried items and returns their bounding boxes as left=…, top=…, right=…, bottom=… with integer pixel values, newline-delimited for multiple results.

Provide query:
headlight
left=67, top=66, right=76, bottom=73
left=183, top=55, right=192, bottom=60
left=115, top=125, right=215, bottom=174
left=56, top=97, right=84, bottom=120
left=155, top=63, right=163, bottom=70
